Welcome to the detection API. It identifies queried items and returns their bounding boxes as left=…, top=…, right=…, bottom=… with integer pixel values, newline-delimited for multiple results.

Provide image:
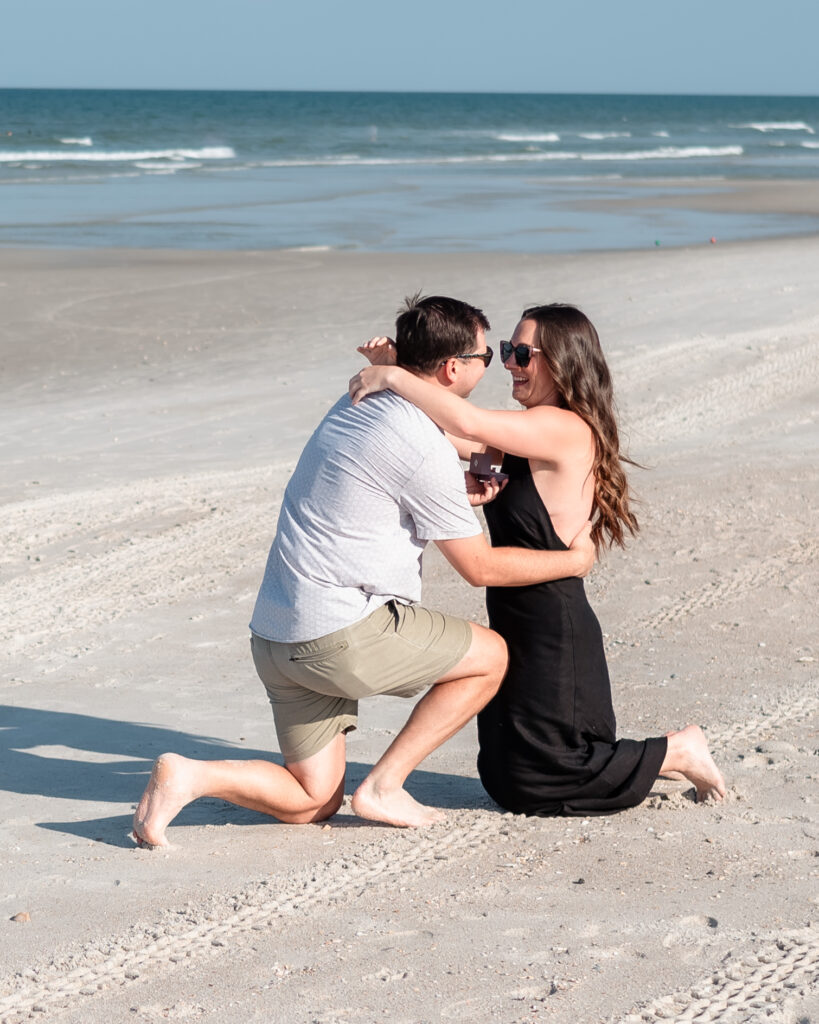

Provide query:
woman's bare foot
left=132, top=753, right=202, bottom=847
left=662, top=725, right=726, bottom=802
left=351, top=778, right=446, bottom=827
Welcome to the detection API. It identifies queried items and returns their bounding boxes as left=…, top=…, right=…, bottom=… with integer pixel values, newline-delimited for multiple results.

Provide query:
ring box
left=469, top=448, right=508, bottom=484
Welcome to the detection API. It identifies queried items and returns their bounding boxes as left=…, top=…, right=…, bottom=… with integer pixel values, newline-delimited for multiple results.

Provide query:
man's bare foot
left=351, top=779, right=446, bottom=827
left=132, top=753, right=201, bottom=847
left=664, top=725, right=727, bottom=802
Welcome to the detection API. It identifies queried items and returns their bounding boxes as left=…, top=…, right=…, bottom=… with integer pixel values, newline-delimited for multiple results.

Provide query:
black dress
left=477, top=454, right=667, bottom=816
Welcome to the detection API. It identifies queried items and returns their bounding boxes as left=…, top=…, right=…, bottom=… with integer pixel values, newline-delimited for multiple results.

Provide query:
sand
left=0, top=235, right=817, bottom=1023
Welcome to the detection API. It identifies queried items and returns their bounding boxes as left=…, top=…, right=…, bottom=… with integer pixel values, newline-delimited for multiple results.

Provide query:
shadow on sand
left=1, top=704, right=490, bottom=847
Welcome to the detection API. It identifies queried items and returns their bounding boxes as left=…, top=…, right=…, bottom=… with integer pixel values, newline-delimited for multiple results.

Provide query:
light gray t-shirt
left=250, top=391, right=481, bottom=643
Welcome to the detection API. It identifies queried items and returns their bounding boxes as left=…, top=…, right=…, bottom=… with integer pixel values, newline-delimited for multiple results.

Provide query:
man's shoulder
left=327, top=391, right=443, bottom=445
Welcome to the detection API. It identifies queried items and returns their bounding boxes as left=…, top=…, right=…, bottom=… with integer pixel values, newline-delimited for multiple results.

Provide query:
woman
left=349, top=303, right=725, bottom=816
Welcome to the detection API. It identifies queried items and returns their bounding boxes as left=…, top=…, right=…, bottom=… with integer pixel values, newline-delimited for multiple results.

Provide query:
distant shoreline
left=2, top=86, right=819, bottom=98
left=2, top=176, right=818, bottom=255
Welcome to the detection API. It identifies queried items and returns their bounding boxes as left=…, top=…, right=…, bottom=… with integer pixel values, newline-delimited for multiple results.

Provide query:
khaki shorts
left=250, top=601, right=473, bottom=764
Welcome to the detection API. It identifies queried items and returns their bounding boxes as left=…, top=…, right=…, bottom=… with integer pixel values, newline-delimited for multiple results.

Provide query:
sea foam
left=257, top=145, right=744, bottom=169
left=581, top=145, right=743, bottom=161
left=741, top=121, right=814, bottom=134
left=496, top=132, right=560, bottom=143
left=577, top=132, right=632, bottom=140
left=0, top=146, right=236, bottom=163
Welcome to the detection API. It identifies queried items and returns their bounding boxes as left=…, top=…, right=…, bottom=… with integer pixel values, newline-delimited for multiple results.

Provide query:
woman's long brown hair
left=521, top=304, right=639, bottom=550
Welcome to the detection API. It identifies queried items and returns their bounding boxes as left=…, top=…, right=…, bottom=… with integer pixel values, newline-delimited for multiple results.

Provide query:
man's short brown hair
left=395, top=293, right=490, bottom=374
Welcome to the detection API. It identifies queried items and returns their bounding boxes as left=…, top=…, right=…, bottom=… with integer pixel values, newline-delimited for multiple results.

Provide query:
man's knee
left=288, top=789, right=344, bottom=825
left=485, top=629, right=508, bottom=692
left=466, top=624, right=508, bottom=691
left=280, top=775, right=345, bottom=825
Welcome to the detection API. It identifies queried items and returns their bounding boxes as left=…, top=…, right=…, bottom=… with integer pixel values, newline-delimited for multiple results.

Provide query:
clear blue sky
left=3, top=0, right=817, bottom=94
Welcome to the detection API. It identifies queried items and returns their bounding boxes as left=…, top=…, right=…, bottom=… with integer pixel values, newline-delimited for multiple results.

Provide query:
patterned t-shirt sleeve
left=400, top=440, right=482, bottom=541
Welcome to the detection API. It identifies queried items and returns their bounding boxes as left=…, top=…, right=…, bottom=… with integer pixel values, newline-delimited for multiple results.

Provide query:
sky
left=2, top=0, right=817, bottom=95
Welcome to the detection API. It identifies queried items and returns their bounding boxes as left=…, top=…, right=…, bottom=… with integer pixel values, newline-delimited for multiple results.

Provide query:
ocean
left=1, top=89, right=818, bottom=252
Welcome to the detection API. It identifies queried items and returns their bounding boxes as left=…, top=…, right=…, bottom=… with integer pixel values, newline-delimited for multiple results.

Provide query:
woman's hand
left=357, top=336, right=397, bottom=366
left=349, top=365, right=397, bottom=405
left=465, top=471, right=507, bottom=507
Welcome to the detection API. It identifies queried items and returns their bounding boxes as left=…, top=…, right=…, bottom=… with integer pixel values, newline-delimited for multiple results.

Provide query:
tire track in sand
left=706, top=678, right=819, bottom=755
left=0, top=465, right=290, bottom=668
left=2, top=668, right=816, bottom=1023
left=614, top=927, right=819, bottom=1023
left=0, top=812, right=498, bottom=1024
left=628, top=336, right=819, bottom=445
left=628, top=537, right=818, bottom=633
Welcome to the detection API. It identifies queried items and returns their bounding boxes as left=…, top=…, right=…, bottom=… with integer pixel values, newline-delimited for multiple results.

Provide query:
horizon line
left=1, top=85, right=818, bottom=100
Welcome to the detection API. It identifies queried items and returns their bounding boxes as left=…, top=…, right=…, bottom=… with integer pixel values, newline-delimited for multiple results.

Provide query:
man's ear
left=437, top=357, right=459, bottom=386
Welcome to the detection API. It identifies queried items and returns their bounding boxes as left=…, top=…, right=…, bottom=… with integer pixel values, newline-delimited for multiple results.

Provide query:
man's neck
left=399, top=366, right=448, bottom=390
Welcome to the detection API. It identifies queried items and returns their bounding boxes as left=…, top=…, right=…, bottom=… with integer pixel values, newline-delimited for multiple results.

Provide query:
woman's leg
left=659, top=725, right=726, bottom=801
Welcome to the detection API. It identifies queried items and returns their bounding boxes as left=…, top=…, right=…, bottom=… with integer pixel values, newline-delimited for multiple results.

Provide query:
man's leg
left=351, top=622, right=507, bottom=827
left=132, top=731, right=347, bottom=847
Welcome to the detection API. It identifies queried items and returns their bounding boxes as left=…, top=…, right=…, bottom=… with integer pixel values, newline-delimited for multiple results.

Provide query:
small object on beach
left=11, top=911, right=31, bottom=923
left=572, top=877, right=585, bottom=885
left=654, top=240, right=661, bottom=246
left=710, top=236, right=717, bottom=244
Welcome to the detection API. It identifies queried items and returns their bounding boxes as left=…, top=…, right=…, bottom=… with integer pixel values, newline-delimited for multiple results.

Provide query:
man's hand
left=465, top=471, right=507, bottom=507
left=568, top=521, right=595, bottom=578
left=357, top=336, right=397, bottom=366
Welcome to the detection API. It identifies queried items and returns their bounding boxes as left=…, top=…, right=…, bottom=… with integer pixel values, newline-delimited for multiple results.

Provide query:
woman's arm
left=445, top=432, right=485, bottom=461
left=355, top=339, right=482, bottom=460
left=348, top=365, right=586, bottom=463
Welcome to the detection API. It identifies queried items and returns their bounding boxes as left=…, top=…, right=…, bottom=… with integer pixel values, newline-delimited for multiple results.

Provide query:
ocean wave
left=653, top=131, right=670, bottom=138
left=135, top=160, right=203, bottom=171
left=801, top=141, right=819, bottom=149
left=495, top=132, right=560, bottom=143
left=257, top=145, right=744, bottom=169
left=580, top=145, right=743, bottom=161
left=259, top=152, right=581, bottom=168
left=0, top=146, right=235, bottom=164
left=577, top=132, right=631, bottom=140
left=740, top=121, right=814, bottom=134
left=58, top=136, right=93, bottom=146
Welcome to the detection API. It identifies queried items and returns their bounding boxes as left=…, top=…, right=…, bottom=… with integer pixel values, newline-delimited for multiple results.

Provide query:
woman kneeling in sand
left=350, top=303, right=725, bottom=816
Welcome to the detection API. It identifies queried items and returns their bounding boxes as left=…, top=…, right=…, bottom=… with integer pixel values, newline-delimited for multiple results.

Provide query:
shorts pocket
left=289, top=640, right=349, bottom=664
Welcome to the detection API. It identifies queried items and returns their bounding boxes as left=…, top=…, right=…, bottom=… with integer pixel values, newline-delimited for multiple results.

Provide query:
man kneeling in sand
left=133, top=295, right=593, bottom=845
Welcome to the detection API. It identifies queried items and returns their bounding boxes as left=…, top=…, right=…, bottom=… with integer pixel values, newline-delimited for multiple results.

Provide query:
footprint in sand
left=662, top=913, right=719, bottom=950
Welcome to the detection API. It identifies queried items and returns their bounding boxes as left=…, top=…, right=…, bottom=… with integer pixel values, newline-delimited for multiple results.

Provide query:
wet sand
left=1, top=237, right=817, bottom=1022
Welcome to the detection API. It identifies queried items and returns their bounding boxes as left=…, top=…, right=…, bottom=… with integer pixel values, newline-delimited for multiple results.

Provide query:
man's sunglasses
left=445, top=346, right=494, bottom=368
left=500, top=341, right=541, bottom=367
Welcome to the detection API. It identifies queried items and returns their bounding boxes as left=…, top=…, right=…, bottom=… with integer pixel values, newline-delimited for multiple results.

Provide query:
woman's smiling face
left=504, top=319, right=558, bottom=409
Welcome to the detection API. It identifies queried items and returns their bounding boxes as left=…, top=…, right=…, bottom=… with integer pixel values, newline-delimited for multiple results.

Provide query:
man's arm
left=435, top=523, right=594, bottom=588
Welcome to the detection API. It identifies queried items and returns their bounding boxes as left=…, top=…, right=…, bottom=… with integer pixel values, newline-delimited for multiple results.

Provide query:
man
left=133, top=295, right=592, bottom=845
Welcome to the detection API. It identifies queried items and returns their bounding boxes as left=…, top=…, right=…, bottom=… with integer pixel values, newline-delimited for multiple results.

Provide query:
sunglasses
left=444, top=345, right=494, bottom=368
left=500, top=341, right=541, bottom=367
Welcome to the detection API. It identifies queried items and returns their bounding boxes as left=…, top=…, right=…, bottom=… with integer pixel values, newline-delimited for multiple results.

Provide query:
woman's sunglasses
left=500, top=341, right=541, bottom=367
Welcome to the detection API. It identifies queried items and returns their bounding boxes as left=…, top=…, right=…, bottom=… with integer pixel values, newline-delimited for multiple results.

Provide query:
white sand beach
left=1, top=235, right=817, bottom=1023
